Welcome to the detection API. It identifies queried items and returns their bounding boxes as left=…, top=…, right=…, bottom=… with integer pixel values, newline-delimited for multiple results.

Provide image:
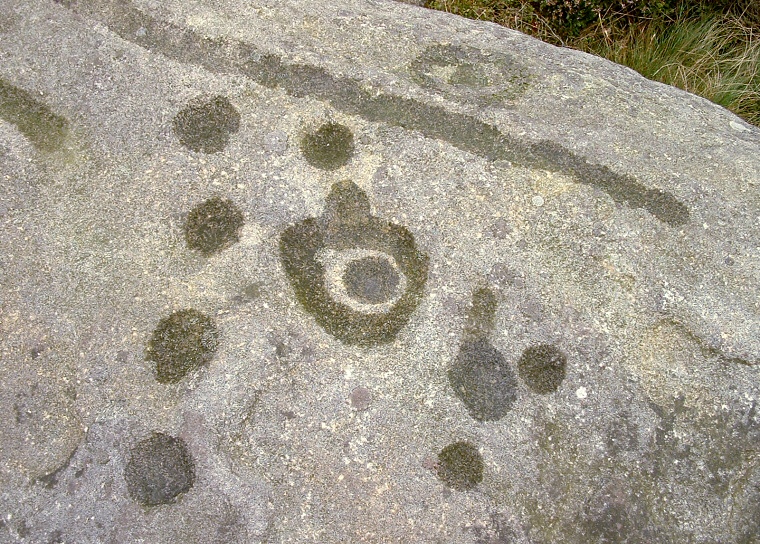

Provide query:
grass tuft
left=582, top=14, right=760, bottom=125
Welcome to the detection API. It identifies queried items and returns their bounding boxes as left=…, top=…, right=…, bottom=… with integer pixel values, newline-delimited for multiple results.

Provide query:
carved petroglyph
left=279, top=181, right=428, bottom=346
left=59, top=0, right=689, bottom=226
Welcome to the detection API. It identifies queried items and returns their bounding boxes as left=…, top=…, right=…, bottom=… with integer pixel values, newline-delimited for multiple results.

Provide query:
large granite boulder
left=1, top=0, right=758, bottom=542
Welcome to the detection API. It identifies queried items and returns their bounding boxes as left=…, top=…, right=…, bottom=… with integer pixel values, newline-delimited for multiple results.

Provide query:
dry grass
left=426, top=1, right=566, bottom=45
left=580, top=14, right=760, bottom=124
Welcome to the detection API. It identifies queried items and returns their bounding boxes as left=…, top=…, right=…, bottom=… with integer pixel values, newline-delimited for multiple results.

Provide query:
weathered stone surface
left=0, top=0, right=758, bottom=542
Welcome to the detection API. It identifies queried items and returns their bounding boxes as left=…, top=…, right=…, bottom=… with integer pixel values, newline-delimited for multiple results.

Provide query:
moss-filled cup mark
left=184, top=196, right=245, bottom=257
left=320, top=248, right=408, bottom=314
left=449, top=286, right=518, bottom=422
left=124, top=432, right=195, bottom=506
left=145, top=309, right=219, bottom=384
left=300, top=122, right=355, bottom=171
left=436, top=440, right=484, bottom=491
left=448, top=338, right=518, bottom=422
left=517, top=343, right=567, bottom=394
left=342, top=255, right=401, bottom=304
left=279, top=181, right=428, bottom=346
left=172, top=95, right=240, bottom=153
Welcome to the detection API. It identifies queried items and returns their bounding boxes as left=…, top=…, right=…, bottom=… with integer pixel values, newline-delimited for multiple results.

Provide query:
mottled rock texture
left=0, top=0, right=758, bottom=542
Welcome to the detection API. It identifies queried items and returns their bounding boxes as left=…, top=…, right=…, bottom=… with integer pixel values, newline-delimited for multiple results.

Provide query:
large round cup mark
left=172, top=95, right=240, bottom=153
left=448, top=338, right=518, bottom=422
left=184, top=196, right=245, bottom=257
left=300, top=122, right=355, bottom=171
left=517, top=343, right=567, bottom=394
left=410, top=44, right=530, bottom=105
left=145, top=309, right=219, bottom=384
left=124, top=433, right=195, bottom=506
left=436, top=440, right=484, bottom=491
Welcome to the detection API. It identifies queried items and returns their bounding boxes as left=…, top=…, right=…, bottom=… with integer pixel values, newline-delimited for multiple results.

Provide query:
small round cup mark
left=172, top=95, right=240, bottom=153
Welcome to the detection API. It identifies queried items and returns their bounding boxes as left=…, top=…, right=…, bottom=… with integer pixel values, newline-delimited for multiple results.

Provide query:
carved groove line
left=61, top=0, right=689, bottom=226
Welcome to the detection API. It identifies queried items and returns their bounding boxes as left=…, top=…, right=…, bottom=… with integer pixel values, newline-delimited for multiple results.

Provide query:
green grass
left=426, top=1, right=760, bottom=126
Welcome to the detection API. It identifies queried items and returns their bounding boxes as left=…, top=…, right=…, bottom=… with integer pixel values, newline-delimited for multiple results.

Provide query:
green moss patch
left=146, top=309, right=219, bottom=384
left=437, top=440, right=484, bottom=491
left=184, top=196, right=245, bottom=256
left=0, top=78, right=68, bottom=152
left=517, top=344, right=567, bottom=394
left=300, top=122, right=355, bottom=171
left=172, top=95, right=240, bottom=153
left=124, top=433, right=195, bottom=506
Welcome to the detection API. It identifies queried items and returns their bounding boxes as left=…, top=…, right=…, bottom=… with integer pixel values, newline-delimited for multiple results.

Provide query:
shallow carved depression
left=437, top=440, right=484, bottom=491
left=145, top=309, right=219, bottom=384
left=0, top=77, right=68, bottom=152
left=342, top=255, right=400, bottom=304
left=300, top=122, right=355, bottom=171
left=517, top=343, right=567, bottom=394
left=279, top=181, right=428, bottom=346
left=184, top=196, right=245, bottom=257
left=124, top=433, right=196, bottom=506
left=319, top=248, right=408, bottom=315
left=449, top=287, right=518, bottom=422
left=172, top=95, right=240, bottom=153
left=450, top=338, right=518, bottom=422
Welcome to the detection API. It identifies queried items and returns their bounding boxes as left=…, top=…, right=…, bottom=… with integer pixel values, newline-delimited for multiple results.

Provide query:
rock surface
left=0, top=0, right=759, bottom=542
